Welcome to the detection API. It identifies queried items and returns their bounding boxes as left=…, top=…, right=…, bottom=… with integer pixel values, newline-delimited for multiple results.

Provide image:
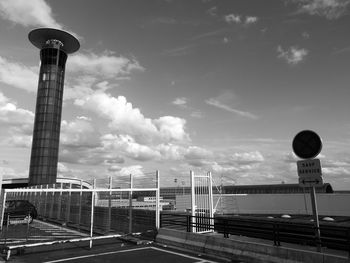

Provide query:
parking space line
left=43, top=246, right=219, bottom=263
left=150, top=247, right=218, bottom=263
left=43, top=247, right=150, bottom=263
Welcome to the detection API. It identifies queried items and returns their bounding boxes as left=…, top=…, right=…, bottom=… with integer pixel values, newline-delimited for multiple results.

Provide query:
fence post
left=223, top=218, right=229, bottom=238
left=107, top=176, right=112, bottom=233
left=187, top=214, right=191, bottom=232
left=65, top=183, right=72, bottom=225
left=190, top=171, right=195, bottom=233
left=44, top=184, right=49, bottom=218
left=129, top=174, right=133, bottom=234
left=39, top=185, right=43, bottom=216
left=208, top=171, right=214, bottom=231
left=273, top=223, right=280, bottom=246
left=156, top=170, right=160, bottom=229
left=0, top=190, right=7, bottom=231
left=89, top=179, right=96, bottom=249
left=57, top=183, right=63, bottom=221
left=78, top=180, right=82, bottom=230
left=49, top=184, right=55, bottom=219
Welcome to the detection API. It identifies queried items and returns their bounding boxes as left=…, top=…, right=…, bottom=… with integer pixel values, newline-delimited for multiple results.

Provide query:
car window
left=5, top=201, right=15, bottom=209
left=15, top=201, right=28, bottom=208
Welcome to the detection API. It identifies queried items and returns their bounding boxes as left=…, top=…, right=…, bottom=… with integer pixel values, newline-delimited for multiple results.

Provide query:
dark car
left=3, top=200, right=38, bottom=225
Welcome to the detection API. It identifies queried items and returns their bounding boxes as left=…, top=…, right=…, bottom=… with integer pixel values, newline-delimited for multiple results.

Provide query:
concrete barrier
left=156, top=228, right=349, bottom=263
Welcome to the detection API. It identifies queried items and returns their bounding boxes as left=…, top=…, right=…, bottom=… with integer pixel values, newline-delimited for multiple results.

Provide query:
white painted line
left=33, top=220, right=88, bottom=236
left=43, top=247, right=151, bottom=263
left=150, top=247, right=218, bottom=263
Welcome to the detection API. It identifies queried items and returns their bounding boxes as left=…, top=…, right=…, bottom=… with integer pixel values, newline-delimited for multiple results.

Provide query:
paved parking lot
left=3, top=242, right=234, bottom=263
left=42, top=246, right=219, bottom=263
left=0, top=220, right=87, bottom=246
left=0, top=221, right=242, bottom=263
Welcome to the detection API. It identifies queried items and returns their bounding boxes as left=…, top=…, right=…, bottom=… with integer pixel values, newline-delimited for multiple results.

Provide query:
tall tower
left=28, top=28, right=79, bottom=186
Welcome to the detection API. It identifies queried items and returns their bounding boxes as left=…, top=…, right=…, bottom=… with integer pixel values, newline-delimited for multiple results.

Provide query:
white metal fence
left=190, top=171, right=214, bottom=233
left=0, top=171, right=160, bottom=260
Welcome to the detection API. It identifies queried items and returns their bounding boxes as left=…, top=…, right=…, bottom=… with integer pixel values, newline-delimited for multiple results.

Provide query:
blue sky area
left=0, top=0, right=350, bottom=189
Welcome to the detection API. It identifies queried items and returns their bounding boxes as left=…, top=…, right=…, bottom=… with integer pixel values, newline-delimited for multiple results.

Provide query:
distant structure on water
left=28, top=28, right=80, bottom=186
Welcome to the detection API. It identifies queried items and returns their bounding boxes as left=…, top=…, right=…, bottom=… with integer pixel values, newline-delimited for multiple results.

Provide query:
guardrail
left=160, top=212, right=350, bottom=254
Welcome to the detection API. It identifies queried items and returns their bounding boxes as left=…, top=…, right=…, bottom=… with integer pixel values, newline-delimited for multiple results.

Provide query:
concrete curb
left=156, top=228, right=349, bottom=263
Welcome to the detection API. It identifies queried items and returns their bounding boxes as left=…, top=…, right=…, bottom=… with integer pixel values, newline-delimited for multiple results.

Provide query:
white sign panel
left=297, top=158, right=322, bottom=177
left=299, top=175, right=323, bottom=187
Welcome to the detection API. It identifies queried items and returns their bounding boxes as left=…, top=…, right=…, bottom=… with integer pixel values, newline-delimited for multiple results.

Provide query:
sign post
left=293, top=130, right=323, bottom=252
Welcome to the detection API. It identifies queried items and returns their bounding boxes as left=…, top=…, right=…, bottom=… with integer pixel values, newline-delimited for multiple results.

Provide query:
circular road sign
left=292, top=130, right=322, bottom=159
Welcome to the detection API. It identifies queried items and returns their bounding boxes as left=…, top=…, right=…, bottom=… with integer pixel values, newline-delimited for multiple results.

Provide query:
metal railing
left=0, top=172, right=160, bottom=260
left=160, top=212, right=350, bottom=254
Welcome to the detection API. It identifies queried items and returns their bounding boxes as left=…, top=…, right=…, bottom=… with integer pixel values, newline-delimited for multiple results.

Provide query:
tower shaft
left=29, top=42, right=67, bottom=185
left=28, top=28, right=79, bottom=186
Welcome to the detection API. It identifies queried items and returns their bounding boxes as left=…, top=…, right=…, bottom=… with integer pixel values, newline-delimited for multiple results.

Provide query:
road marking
left=150, top=247, right=218, bottom=263
left=43, top=247, right=151, bottom=263
left=43, top=247, right=219, bottom=263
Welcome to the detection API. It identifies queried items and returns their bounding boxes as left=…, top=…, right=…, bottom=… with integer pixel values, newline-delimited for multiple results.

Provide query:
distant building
left=28, top=28, right=80, bottom=186
left=154, top=183, right=333, bottom=200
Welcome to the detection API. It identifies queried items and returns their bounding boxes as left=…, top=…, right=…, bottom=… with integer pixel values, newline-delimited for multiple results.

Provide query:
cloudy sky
left=0, top=0, right=350, bottom=189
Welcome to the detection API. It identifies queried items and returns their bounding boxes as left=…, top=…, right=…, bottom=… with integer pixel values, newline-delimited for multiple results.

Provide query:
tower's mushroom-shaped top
left=28, top=28, right=80, bottom=54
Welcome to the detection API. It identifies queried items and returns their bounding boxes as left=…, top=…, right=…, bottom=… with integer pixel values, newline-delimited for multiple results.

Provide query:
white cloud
left=292, top=0, right=350, bottom=19
left=224, top=14, right=259, bottom=25
left=277, top=45, right=309, bottom=65
left=245, top=16, right=258, bottom=24
left=102, top=134, right=161, bottom=161
left=75, top=92, right=189, bottom=144
left=185, top=146, right=213, bottom=160
left=0, top=92, right=34, bottom=148
left=224, top=14, right=241, bottom=23
left=302, top=31, right=310, bottom=39
left=60, top=117, right=101, bottom=148
left=108, top=165, right=121, bottom=172
left=206, top=98, right=258, bottom=119
left=172, top=97, right=188, bottom=107
left=211, top=162, right=240, bottom=174
left=6, top=134, right=32, bottom=148
left=0, top=56, right=38, bottom=93
left=0, top=0, right=62, bottom=28
left=119, top=165, right=144, bottom=177
left=68, top=51, right=144, bottom=79
left=283, top=152, right=299, bottom=163
left=57, top=162, right=72, bottom=174
left=190, top=111, right=203, bottom=118
left=230, top=151, right=265, bottom=164
left=64, top=52, right=143, bottom=101
left=0, top=92, right=34, bottom=126
left=0, top=166, right=18, bottom=178
left=154, top=116, right=189, bottom=142
left=207, top=6, right=217, bottom=16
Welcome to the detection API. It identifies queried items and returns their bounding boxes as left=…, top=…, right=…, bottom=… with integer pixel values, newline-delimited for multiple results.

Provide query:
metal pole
left=129, top=174, right=133, bottom=233
left=57, top=183, right=63, bottom=220
left=208, top=172, right=214, bottom=222
left=44, top=184, right=49, bottom=218
left=155, top=170, right=160, bottom=229
left=49, top=184, right=55, bottom=219
left=65, top=183, right=72, bottom=225
left=190, top=171, right=195, bottom=232
left=90, top=179, right=96, bottom=249
left=0, top=191, right=7, bottom=230
left=78, top=180, right=82, bottom=230
left=303, top=187, right=308, bottom=214
left=107, top=176, right=112, bottom=233
left=310, top=186, right=321, bottom=252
